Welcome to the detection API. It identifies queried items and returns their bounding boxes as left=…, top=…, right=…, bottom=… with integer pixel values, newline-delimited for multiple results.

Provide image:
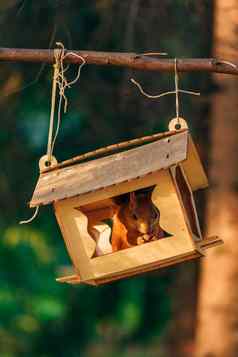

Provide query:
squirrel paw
left=137, top=234, right=153, bottom=245
left=137, top=236, right=145, bottom=245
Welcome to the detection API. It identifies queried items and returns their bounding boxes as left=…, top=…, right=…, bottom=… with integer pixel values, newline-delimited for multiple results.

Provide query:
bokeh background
left=1, top=1, right=237, bottom=356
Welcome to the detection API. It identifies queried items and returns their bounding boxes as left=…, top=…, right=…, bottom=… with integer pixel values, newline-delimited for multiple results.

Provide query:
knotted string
left=20, top=42, right=85, bottom=225
left=47, top=42, right=86, bottom=164
left=130, top=58, right=200, bottom=126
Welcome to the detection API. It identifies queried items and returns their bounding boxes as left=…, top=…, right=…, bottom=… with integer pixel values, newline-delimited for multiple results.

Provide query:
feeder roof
left=30, top=129, right=208, bottom=207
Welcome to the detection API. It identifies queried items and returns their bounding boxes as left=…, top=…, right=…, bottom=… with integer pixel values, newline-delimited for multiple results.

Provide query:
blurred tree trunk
left=164, top=2, right=214, bottom=357
left=195, top=1, right=238, bottom=356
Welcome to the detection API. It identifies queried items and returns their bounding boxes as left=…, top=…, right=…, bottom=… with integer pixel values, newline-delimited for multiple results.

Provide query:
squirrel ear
left=146, top=187, right=155, bottom=200
left=129, top=192, right=137, bottom=210
left=146, top=190, right=152, bottom=200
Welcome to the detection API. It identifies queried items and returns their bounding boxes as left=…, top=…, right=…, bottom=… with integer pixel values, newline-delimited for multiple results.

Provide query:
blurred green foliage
left=0, top=1, right=213, bottom=356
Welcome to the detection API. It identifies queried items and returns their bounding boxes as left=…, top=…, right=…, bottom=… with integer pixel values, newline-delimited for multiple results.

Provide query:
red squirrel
left=111, top=190, right=164, bottom=252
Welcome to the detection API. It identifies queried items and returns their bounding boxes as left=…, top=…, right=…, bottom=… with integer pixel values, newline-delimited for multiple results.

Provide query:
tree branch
left=0, top=47, right=237, bottom=75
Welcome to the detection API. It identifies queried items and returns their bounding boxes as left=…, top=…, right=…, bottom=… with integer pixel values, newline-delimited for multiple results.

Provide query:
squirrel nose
left=138, top=222, right=149, bottom=234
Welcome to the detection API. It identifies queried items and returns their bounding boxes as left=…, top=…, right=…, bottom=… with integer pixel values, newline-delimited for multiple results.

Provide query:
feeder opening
left=79, top=185, right=171, bottom=258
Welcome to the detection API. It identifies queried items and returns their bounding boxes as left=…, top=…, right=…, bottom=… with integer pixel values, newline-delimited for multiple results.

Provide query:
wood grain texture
left=152, top=169, right=196, bottom=248
left=54, top=201, right=96, bottom=279
left=30, top=130, right=188, bottom=207
left=64, top=170, right=172, bottom=208
left=42, top=129, right=187, bottom=173
left=182, top=135, right=208, bottom=191
left=56, top=251, right=201, bottom=285
left=56, top=236, right=222, bottom=286
left=172, top=165, right=202, bottom=240
left=90, top=232, right=198, bottom=281
left=54, top=170, right=201, bottom=285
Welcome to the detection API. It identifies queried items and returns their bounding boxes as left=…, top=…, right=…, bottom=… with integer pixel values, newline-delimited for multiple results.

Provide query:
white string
left=47, top=42, right=86, bottom=162
left=19, top=206, right=39, bottom=225
left=130, top=78, right=199, bottom=99
left=50, top=51, right=86, bottom=158
left=20, top=43, right=86, bottom=226
left=47, top=58, right=60, bottom=163
left=141, top=52, right=168, bottom=56
left=215, top=60, right=237, bottom=69
left=130, top=58, right=200, bottom=124
left=175, top=58, right=179, bottom=122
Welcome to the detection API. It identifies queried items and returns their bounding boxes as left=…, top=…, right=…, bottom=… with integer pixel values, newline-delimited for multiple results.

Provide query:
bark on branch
left=0, top=47, right=237, bottom=75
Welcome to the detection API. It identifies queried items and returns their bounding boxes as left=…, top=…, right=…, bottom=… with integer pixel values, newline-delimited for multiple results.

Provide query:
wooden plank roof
left=30, top=129, right=189, bottom=207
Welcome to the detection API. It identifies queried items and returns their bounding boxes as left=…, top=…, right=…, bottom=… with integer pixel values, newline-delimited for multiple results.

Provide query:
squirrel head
left=124, top=191, right=160, bottom=234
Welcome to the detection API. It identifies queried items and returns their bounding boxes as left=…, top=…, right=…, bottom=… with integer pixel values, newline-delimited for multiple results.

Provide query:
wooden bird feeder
left=30, top=120, right=222, bottom=286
